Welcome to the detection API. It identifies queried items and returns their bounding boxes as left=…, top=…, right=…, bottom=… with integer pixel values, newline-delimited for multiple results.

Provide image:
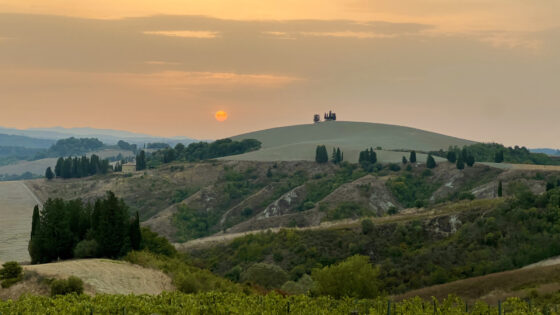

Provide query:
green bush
left=50, top=276, right=84, bottom=296
left=124, top=251, right=238, bottom=294
left=141, top=227, right=177, bottom=257
left=311, top=255, right=380, bottom=299
left=281, top=274, right=314, bottom=295
left=361, top=219, right=374, bottom=235
left=325, top=202, right=370, bottom=221
left=0, top=261, right=23, bottom=288
left=240, top=263, right=289, bottom=289
left=73, top=240, right=99, bottom=258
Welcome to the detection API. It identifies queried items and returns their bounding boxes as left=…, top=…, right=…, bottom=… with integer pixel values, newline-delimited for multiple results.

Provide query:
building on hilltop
left=122, top=162, right=137, bottom=173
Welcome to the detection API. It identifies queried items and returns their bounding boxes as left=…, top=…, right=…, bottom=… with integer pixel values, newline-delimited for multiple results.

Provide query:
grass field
left=227, top=121, right=474, bottom=163
left=395, top=261, right=560, bottom=304
left=24, top=259, right=174, bottom=295
left=0, top=181, right=40, bottom=263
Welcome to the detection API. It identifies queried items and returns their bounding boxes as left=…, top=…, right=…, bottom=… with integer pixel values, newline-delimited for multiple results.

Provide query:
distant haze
left=0, top=1, right=559, bottom=147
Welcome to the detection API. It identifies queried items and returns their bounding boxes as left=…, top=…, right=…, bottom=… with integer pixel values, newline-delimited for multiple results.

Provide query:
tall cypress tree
left=95, top=192, right=128, bottom=258
left=426, top=154, right=436, bottom=169
left=136, top=151, right=146, bottom=171
left=45, top=167, right=54, bottom=180
left=129, top=211, right=142, bottom=251
left=54, top=158, right=64, bottom=177
left=456, top=155, right=465, bottom=170
left=315, top=145, right=328, bottom=163
left=369, top=148, right=377, bottom=164
left=61, top=158, right=73, bottom=179
left=409, top=151, right=417, bottom=163
left=494, top=150, right=504, bottom=163
left=446, top=151, right=457, bottom=163
left=498, top=180, right=503, bottom=197
left=466, top=155, right=475, bottom=167
left=30, top=205, right=40, bottom=238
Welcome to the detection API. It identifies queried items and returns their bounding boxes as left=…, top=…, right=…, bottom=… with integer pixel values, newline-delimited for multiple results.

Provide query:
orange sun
left=215, top=110, right=228, bottom=122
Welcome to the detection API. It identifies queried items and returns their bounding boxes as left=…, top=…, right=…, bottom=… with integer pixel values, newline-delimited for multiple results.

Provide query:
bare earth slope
left=228, top=121, right=475, bottom=162
left=0, top=181, right=41, bottom=262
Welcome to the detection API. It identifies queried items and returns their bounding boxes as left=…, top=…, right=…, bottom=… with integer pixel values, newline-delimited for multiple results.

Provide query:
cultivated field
left=0, top=149, right=134, bottom=176
left=227, top=121, right=475, bottom=163
left=0, top=181, right=41, bottom=263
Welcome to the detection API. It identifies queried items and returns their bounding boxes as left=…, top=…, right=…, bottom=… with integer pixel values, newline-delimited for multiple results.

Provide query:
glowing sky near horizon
left=0, top=1, right=559, bottom=147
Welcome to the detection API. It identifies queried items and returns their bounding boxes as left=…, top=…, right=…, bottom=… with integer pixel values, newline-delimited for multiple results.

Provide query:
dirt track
left=0, top=181, right=41, bottom=262
left=25, top=259, right=174, bottom=295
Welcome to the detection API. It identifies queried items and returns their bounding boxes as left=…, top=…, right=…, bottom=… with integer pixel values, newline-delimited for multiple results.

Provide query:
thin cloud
left=144, top=60, right=182, bottom=66
left=108, top=71, right=303, bottom=90
left=143, top=30, right=220, bottom=38
left=300, top=31, right=398, bottom=39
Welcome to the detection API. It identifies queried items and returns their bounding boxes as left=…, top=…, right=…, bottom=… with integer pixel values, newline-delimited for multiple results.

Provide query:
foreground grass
left=0, top=292, right=554, bottom=314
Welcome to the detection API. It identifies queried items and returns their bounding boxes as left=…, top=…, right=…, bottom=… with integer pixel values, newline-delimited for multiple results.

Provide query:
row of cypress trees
left=29, top=191, right=141, bottom=264
left=46, top=155, right=110, bottom=180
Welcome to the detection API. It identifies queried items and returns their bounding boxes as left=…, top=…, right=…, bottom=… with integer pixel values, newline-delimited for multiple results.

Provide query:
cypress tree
left=402, top=156, right=408, bottom=164
left=461, top=147, right=468, bottom=161
left=369, top=149, right=377, bottom=164
left=45, top=167, right=54, bottom=180
left=466, top=155, right=475, bottom=167
left=54, top=158, right=64, bottom=177
left=336, top=148, right=342, bottom=164
left=498, top=180, right=503, bottom=197
left=129, top=211, right=142, bottom=251
left=456, top=155, right=465, bottom=170
left=95, top=192, right=128, bottom=258
left=30, top=205, right=40, bottom=238
left=61, top=158, right=73, bottom=179
left=315, top=145, right=328, bottom=163
left=136, top=151, right=146, bottom=171
left=410, top=151, right=417, bottom=163
left=446, top=151, right=457, bottom=163
left=426, top=154, right=436, bottom=169
left=494, top=150, right=504, bottom=163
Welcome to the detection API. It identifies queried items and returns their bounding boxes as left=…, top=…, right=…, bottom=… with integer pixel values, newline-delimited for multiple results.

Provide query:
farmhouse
left=122, top=162, right=136, bottom=173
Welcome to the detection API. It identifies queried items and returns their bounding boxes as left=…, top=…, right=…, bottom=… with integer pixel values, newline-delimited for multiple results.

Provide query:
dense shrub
left=0, top=261, right=23, bottom=288
left=386, top=172, right=440, bottom=208
left=140, top=228, right=177, bottom=257
left=240, top=263, right=289, bottom=289
left=361, top=219, right=374, bottom=234
left=280, top=274, right=314, bottom=295
left=50, top=276, right=84, bottom=296
left=311, top=255, right=380, bottom=299
left=73, top=240, right=99, bottom=258
left=124, top=251, right=237, bottom=294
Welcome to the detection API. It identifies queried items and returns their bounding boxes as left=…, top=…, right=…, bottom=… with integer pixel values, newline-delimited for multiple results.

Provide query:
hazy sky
left=0, top=1, right=559, bottom=147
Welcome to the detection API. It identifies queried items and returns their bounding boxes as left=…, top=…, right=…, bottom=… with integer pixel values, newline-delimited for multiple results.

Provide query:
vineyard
left=0, top=292, right=558, bottom=314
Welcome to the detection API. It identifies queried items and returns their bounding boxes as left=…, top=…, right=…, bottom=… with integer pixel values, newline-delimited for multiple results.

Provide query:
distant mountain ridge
left=531, top=148, right=560, bottom=156
left=0, top=126, right=196, bottom=146
left=0, top=134, right=55, bottom=149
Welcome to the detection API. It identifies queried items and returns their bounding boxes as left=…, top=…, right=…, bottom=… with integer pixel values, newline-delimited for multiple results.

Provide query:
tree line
left=433, top=143, right=559, bottom=166
left=29, top=191, right=141, bottom=264
left=146, top=138, right=261, bottom=167
left=46, top=155, right=111, bottom=179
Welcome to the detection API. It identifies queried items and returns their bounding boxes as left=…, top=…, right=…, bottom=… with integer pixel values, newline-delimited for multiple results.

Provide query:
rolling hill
left=228, top=121, right=476, bottom=162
